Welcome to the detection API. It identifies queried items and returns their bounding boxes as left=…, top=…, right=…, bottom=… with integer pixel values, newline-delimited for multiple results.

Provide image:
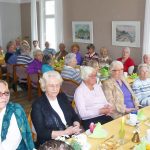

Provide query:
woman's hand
left=65, top=125, right=81, bottom=135
left=73, top=121, right=80, bottom=128
left=100, top=104, right=114, bottom=115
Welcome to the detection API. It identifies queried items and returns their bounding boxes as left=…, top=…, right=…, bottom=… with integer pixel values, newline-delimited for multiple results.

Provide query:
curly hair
left=38, top=140, right=73, bottom=150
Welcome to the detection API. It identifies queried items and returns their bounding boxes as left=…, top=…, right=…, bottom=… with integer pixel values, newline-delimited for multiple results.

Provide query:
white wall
left=0, top=2, right=21, bottom=51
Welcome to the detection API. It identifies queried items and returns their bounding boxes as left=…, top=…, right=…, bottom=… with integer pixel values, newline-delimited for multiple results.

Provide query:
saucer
left=126, top=119, right=139, bottom=126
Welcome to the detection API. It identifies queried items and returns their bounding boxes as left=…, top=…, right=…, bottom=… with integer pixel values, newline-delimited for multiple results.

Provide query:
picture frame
left=72, top=21, right=93, bottom=43
left=112, top=21, right=140, bottom=47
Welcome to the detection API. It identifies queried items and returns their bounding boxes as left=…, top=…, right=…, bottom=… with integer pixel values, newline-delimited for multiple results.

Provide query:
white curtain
left=55, top=0, right=64, bottom=50
left=39, top=0, right=45, bottom=50
left=143, top=0, right=150, bottom=55
left=31, top=0, right=38, bottom=48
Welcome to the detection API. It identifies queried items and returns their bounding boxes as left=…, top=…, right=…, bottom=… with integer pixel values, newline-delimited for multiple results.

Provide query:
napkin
left=88, top=122, right=108, bottom=138
left=137, top=110, right=146, bottom=121
left=135, top=142, right=146, bottom=150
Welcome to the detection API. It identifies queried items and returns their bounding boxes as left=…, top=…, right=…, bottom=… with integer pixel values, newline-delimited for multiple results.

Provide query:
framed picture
left=112, top=21, right=140, bottom=47
left=72, top=21, right=93, bottom=43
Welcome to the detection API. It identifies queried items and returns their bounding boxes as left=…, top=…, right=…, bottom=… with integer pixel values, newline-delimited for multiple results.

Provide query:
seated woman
left=16, top=42, right=33, bottom=65
left=55, top=43, right=68, bottom=61
left=74, top=66, right=113, bottom=130
left=117, top=47, right=135, bottom=75
left=143, top=54, right=150, bottom=77
left=82, top=44, right=99, bottom=65
left=61, top=53, right=82, bottom=84
left=0, top=80, right=34, bottom=149
left=27, top=50, right=43, bottom=74
left=102, top=61, right=139, bottom=119
left=31, top=71, right=81, bottom=147
left=71, top=43, right=83, bottom=65
left=99, top=47, right=112, bottom=67
left=38, top=140, right=73, bottom=150
left=132, top=64, right=150, bottom=106
left=5, top=41, right=17, bottom=64
left=42, top=55, right=54, bottom=73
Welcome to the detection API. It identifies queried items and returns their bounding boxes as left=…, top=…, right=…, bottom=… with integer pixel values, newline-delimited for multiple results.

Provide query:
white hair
left=39, top=71, right=63, bottom=92
left=138, top=63, right=149, bottom=73
left=33, top=50, right=43, bottom=58
left=110, top=60, right=123, bottom=72
left=123, top=47, right=130, bottom=54
left=80, top=66, right=95, bottom=80
left=64, top=53, right=76, bottom=65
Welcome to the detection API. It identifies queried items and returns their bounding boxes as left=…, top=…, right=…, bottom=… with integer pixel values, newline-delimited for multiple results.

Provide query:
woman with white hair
left=74, top=66, right=113, bottom=130
left=31, top=71, right=81, bottom=147
left=27, top=50, right=43, bottom=74
left=117, top=47, right=135, bottom=75
left=103, top=61, right=139, bottom=119
left=61, top=53, right=81, bottom=84
left=132, top=64, right=150, bottom=106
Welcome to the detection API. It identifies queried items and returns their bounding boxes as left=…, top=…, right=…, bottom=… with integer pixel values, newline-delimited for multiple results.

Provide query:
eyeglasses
left=0, top=91, right=10, bottom=97
left=112, top=69, right=123, bottom=72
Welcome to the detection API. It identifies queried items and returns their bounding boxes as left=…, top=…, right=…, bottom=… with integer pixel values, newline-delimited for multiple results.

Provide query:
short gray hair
left=39, top=71, right=63, bottom=92
left=33, top=50, right=43, bottom=58
left=80, top=66, right=95, bottom=80
left=64, top=53, right=76, bottom=65
left=123, top=47, right=130, bottom=54
left=110, top=60, right=123, bottom=72
left=138, top=63, right=149, bottom=73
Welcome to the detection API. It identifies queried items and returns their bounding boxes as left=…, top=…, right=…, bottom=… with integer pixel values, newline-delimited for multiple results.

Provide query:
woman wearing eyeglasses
left=0, top=80, right=34, bottom=150
left=102, top=61, right=139, bottom=119
left=31, top=71, right=81, bottom=148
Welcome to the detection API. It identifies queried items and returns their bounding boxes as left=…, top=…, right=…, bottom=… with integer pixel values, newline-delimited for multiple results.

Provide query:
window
left=44, top=0, right=56, bottom=49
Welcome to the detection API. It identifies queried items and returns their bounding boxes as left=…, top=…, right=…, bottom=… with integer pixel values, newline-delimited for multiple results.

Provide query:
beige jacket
left=102, top=77, right=139, bottom=119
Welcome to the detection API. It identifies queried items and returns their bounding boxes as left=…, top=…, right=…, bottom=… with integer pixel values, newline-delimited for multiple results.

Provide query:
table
left=85, top=106, right=150, bottom=150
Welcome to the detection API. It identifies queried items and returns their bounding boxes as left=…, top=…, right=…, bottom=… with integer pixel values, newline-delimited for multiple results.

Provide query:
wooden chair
left=27, top=72, right=42, bottom=100
left=61, top=78, right=80, bottom=102
left=13, top=64, right=28, bottom=96
left=6, top=64, right=14, bottom=83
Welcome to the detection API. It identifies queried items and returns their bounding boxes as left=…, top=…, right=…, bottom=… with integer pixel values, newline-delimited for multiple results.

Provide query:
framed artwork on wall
left=72, top=21, right=93, bottom=43
left=112, top=21, right=140, bottom=47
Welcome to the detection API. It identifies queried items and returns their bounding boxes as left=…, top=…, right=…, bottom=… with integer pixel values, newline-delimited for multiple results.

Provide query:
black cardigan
left=31, top=92, right=80, bottom=145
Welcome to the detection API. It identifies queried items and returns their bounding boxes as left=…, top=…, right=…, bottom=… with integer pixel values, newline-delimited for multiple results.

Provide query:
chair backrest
left=14, top=64, right=27, bottom=83
left=6, top=64, right=14, bottom=77
left=61, top=78, right=79, bottom=102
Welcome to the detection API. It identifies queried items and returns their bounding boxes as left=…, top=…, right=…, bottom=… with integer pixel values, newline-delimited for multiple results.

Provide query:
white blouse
left=0, top=107, right=22, bottom=150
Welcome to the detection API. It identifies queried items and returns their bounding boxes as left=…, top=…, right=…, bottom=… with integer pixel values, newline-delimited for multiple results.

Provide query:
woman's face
left=8, top=44, right=15, bottom=53
left=144, top=55, right=150, bottom=64
left=35, top=52, right=43, bottom=62
left=46, top=77, right=61, bottom=99
left=72, top=46, right=79, bottom=54
left=122, top=49, right=130, bottom=59
left=100, top=48, right=108, bottom=58
left=139, top=67, right=149, bottom=80
left=85, top=71, right=97, bottom=86
left=88, top=48, right=94, bottom=54
left=70, top=57, right=77, bottom=68
left=0, top=83, right=10, bottom=111
left=111, top=65, right=123, bottom=79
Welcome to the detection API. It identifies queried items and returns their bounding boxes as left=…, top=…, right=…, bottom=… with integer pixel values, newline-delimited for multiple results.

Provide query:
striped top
left=17, top=55, right=33, bottom=65
left=61, top=65, right=82, bottom=84
left=132, top=78, right=150, bottom=106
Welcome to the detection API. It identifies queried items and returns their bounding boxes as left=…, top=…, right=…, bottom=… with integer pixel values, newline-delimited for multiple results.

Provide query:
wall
left=0, top=2, right=21, bottom=51
left=63, top=0, right=146, bottom=65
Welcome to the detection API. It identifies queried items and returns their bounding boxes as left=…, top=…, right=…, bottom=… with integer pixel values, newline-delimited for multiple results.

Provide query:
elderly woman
left=82, top=44, right=99, bottom=65
left=31, top=71, right=81, bottom=147
left=55, top=43, right=68, bottom=61
left=71, top=43, right=83, bottom=65
left=132, top=64, right=150, bottom=106
left=27, top=50, right=43, bottom=74
left=143, top=54, right=150, bottom=77
left=99, top=47, right=112, bottom=67
left=74, top=66, right=113, bottom=130
left=16, top=43, right=33, bottom=65
left=102, top=61, right=139, bottom=119
left=117, top=47, right=135, bottom=75
left=0, top=80, right=34, bottom=149
left=61, top=53, right=82, bottom=84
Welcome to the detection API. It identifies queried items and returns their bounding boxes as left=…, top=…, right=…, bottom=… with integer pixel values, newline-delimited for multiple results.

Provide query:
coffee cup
left=124, top=72, right=128, bottom=78
left=129, top=113, right=137, bottom=125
